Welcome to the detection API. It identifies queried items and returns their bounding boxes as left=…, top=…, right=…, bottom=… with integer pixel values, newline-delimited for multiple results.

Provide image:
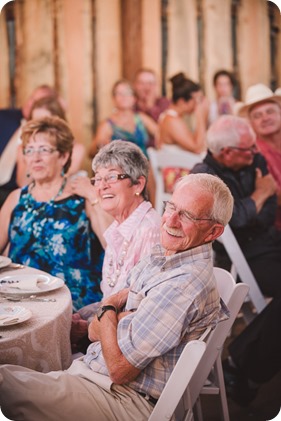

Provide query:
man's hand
left=251, top=169, right=277, bottom=212
left=102, top=288, right=130, bottom=311
left=70, top=313, right=89, bottom=351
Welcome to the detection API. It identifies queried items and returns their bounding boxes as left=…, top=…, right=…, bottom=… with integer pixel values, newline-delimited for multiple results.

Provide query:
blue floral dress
left=8, top=186, right=104, bottom=311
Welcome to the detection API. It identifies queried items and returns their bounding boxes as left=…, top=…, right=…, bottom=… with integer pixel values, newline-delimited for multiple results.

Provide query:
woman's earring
left=26, top=172, right=30, bottom=178
left=135, top=192, right=140, bottom=196
left=61, top=168, right=65, bottom=177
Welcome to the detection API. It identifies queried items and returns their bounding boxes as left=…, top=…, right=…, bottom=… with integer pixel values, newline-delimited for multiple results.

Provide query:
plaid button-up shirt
left=84, top=243, right=229, bottom=399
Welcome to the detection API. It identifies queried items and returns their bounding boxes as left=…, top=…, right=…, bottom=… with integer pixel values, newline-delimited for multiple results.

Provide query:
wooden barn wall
left=0, top=0, right=280, bottom=171
left=0, top=7, right=10, bottom=106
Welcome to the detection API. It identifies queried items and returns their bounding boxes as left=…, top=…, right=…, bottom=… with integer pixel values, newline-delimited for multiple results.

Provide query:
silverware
left=2, top=295, right=56, bottom=302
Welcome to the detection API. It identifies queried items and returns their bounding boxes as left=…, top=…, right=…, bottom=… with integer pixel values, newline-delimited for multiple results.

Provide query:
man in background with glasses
left=191, top=115, right=281, bottom=299
left=0, top=173, right=233, bottom=421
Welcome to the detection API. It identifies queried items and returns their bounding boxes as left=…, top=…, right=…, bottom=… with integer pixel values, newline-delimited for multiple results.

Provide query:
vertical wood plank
left=237, top=0, right=270, bottom=99
left=56, top=0, right=93, bottom=157
left=95, top=0, right=122, bottom=121
left=141, top=0, right=162, bottom=78
left=0, top=6, right=10, bottom=107
left=14, top=0, right=54, bottom=108
left=166, top=0, right=199, bottom=91
left=202, top=0, right=232, bottom=100
left=121, top=0, right=142, bottom=82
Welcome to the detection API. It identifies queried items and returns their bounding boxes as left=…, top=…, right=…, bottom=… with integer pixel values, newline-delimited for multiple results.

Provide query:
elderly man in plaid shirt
left=0, top=173, right=233, bottom=421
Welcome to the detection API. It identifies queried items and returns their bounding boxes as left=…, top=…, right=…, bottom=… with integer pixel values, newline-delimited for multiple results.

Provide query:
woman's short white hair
left=175, top=173, right=234, bottom=226
left=207, top=115, right=256, bottom=155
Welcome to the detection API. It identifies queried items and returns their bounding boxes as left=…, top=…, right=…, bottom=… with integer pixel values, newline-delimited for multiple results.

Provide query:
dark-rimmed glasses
left=163, top=201, right=214, bottom=224
left=90, top=173, right=130, bottom=186
left=23, top=146, right=58, bottom=156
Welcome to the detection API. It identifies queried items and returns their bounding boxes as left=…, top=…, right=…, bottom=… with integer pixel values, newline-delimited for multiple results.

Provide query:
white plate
left=0, top=274, right=64, bottom=296
left=0, top=305, right=32, bottom=326
left=0, top=256, right=12, bottom=269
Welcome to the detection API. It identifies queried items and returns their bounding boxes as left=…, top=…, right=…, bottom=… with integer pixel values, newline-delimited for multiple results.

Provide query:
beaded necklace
left=26, top=177, right=67, bottom=216
left=105, top=239, right=130, bottom=288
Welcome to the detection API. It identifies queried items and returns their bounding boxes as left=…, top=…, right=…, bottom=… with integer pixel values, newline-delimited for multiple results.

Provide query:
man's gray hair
left=175, top=173, right=234, bottom=226
left=207, top=115, right=256, bottom=155
left=92, top=140, right=149, bottom=199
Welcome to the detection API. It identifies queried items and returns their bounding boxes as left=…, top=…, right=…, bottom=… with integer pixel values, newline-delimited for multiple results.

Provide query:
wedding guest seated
left=208, top=69, right=238, bottom=125
left=133, top=68, right=170, bottom=147
left=191, top=115, right=281, bottom=298
left=0, top=173, right=234, bottom=421
left=17, top=96, right=86, bottom=187
left=158, top=72, right=208, bottom=153
left=89, top=79, right=158, bottom=158
left=238, top=84, right=281, bottom=230
left=0, top=116, right=105, bottom=311
left=0, top=85, right=57, bottom=208
left=70, top=140, right=161, bottom=351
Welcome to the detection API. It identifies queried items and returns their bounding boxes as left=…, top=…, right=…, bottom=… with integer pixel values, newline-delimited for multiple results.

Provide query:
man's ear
left=204, top=224, right=225, bottom=243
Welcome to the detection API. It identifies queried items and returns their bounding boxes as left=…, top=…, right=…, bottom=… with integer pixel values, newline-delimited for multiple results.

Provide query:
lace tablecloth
left=0, top=267, right=72, bottom=372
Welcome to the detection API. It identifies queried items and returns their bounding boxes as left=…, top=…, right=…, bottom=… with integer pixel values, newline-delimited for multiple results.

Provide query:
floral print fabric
left=8, top=186, right=104, bottom=311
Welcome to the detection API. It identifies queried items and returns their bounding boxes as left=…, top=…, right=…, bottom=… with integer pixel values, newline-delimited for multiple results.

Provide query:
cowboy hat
left=238, top=83, right=281, bottom=117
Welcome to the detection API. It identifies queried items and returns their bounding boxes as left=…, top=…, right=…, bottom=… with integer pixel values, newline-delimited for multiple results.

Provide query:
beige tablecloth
left=0, top=267, right=72, bottom=372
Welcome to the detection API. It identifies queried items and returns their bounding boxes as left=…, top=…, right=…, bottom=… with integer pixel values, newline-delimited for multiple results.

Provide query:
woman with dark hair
left=158, top=72, right=208, bottom=153
left=208, top=69, right=237, bottom=124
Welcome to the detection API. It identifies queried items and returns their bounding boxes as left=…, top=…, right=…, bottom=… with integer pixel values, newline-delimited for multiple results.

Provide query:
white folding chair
left=149, top=268, right=249, bottom=421
left=148, top=340, right=206, bottom=421
left=147, top=145, right=205, bottom=214
left=217, top=224, right=267, bottom=317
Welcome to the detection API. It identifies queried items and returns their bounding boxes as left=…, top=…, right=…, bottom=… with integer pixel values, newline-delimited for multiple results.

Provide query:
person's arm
left=250, top=168, right=277, bottom=213
left=0, top=189, right=21, bottom=254
left=88, top=288, right=140, bottom=384
left=139, top=112, right=158, bottom=138
left=71, top=176, right=113, bottom=248
left=89, top=121, right=113, bottom=158
left=159, top=114, right=205, bottom=153
left=67, top=142, right=86, bottom=176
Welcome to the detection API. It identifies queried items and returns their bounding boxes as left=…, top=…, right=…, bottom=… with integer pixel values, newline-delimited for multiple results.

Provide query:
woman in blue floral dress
left=0, top=116, right=107, bottom=311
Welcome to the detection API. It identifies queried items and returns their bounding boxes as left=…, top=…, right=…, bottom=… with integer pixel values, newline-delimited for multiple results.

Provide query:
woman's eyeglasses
left=23, top=146, right=58, bottom=156
left=90, top=173, right=130, bottom=186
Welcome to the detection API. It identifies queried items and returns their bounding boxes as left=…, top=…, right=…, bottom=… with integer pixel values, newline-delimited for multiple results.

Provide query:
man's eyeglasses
left=90, top=173, right=130, bottom=186
left=163, top=201, right=214, bottom=224
left=227, top=144, right=258, bottom=153
left=23, top=146, right=58, bottom=156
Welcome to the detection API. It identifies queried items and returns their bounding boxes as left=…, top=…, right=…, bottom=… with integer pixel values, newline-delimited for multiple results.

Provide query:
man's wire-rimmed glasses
left=163, top=200, right=215, bottom=224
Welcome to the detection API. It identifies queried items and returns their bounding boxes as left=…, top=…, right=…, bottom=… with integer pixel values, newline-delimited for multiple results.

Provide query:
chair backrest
left=217, top=224, right=267, bottom=314
left=149, top=268, right=249, bottom=421
left=148, top=340, right=206, bottom=421
left=186, top=269, right=249, bottom=408
left=147, top=145, right=205, bottom=214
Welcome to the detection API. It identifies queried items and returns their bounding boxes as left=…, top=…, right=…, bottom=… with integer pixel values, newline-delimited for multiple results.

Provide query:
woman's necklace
left=27, top=177, right=67, bottom=216
left=106, top=239, right=130, bottom=288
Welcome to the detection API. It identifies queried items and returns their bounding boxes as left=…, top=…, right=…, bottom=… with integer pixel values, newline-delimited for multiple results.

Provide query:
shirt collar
left=104, top=201, right=153, bottom=242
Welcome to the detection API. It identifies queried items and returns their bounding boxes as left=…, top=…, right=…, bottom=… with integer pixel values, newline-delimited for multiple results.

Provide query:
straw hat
left=238, top=83, right=281, bottom=117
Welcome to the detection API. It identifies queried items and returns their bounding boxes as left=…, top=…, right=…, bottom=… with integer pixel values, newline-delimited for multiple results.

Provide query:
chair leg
left=194, top=397, right=203, bottom=421
left=214, top=358, right=230, bottom=421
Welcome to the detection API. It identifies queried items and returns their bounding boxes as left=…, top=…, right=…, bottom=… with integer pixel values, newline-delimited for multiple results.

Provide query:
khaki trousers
left=0, top=364, right=153, bottom=421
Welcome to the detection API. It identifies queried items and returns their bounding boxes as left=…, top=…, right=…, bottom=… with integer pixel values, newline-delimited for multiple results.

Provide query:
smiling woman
left=70, top=141, right=161, bottom=352
left=0, top=116, right=105, bottom=311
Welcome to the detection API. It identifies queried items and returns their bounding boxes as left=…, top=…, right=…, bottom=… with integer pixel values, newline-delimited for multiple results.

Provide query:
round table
left=0, top=266, right=72, bottom=372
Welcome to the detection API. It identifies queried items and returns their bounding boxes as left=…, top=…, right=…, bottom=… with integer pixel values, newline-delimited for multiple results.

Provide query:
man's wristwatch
left=97, top=305, right=117, bottom=321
